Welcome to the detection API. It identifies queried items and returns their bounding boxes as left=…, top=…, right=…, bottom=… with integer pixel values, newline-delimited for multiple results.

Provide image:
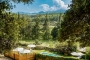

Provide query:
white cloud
left=40, top=0, right=69, bottom=12
left=40, top=4, right=50, bottom=12
left=51, top=5, right=57, bottom=11
left=53, top=0, right=68, bottom=10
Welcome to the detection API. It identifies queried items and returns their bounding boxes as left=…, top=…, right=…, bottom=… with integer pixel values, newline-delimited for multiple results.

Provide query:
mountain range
left=16, top=9, right=66, bottom=15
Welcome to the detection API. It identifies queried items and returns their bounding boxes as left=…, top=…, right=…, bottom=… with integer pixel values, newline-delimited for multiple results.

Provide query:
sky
left=11, top=0, right=72, bottom=13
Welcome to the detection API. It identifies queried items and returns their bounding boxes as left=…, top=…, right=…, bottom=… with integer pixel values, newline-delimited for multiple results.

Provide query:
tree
left=19, top=14, right=31, bottom=40
left=51, top=27, right=58, bottom=40
left=51, top=13, right=63, bottom=40
left=24, top=19, right=33, bottom=40
left=32, top=16, right=40, bottom=40
left=12, top=0, right=34, bottom=4
left=43, top=13, right=50, bottom=40
left=0, top=13, right=20, bottom=53
left=0, top=0, right=34, bottom=53
left=61, top=0, right=90, bottom=46
left=57, top=13, right=63, bottom=41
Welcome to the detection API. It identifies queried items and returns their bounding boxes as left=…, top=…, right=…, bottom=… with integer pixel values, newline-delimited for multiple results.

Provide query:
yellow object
left=4, top=51, right=35, bottom=60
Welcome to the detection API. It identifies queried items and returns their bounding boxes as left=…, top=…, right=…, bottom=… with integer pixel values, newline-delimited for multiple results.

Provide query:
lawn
left=19, top=39, right=60, bottom=48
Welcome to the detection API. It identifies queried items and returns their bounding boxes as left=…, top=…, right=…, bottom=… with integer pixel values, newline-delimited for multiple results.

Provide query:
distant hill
left=15, top=9, right=66, bottom=15
left=38, top=9, right=66, bottom=14
left=16, top=12, right=30, bottom=14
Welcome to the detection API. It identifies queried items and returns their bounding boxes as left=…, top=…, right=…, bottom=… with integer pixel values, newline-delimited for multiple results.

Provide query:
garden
left=4, top=40, right=90, bottom=60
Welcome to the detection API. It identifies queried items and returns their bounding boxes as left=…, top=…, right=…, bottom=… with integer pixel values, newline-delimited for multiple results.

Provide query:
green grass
left=19, top=39, right=60, bottom=48
left=19, top=40, right=35, bottom=44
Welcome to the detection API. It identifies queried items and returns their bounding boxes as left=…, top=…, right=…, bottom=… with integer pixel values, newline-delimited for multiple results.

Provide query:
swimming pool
left=41, top=52, right=59, bottom=57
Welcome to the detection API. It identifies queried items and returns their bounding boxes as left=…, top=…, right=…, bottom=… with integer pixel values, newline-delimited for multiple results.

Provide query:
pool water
left=41, top=52, right=59, bottom=57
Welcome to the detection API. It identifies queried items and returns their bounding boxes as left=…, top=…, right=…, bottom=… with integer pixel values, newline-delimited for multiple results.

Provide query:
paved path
left=0, top=54, right=12, bottom=60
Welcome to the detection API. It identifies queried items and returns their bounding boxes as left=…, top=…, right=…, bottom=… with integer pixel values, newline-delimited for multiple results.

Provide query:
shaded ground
left=0, top=54, right=12, bottom=60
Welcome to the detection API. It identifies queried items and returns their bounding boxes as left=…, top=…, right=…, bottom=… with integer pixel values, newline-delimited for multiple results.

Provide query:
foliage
left=81, top=47, right=90, bottom=60
left=43, top=13, right=51, bottom=40
left=0, top=13, right=20, bottom=53
left=19, top=13, right=62, bottom=40
left=51, top=27, right=58, bottom=40
left=19, top=14, right=31, bottom=40
left=54, top=41, right=76, bottom=55
left=32, top=16, right=40, bottom=40
left=61, top=0, right=90, bottom=46
left=0, top=0, right=34, bottom=53
left=12, top=0, right=34, bottom=4
left=51, top=13, right=63, bottom=40
left=86, top=47, right=90, bottom=56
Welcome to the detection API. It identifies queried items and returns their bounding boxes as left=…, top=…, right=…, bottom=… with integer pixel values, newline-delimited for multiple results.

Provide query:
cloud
left=51, top=5, right=57, bottom=11
left=53, top=0, right=68, bottom=10
left=40, top=0, right=69, bottom=12
left=40, top=4, right=50, bottom=11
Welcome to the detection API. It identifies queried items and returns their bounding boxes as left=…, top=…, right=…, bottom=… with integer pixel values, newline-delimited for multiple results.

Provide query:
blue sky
left=11, top=0, right=72, bottom=13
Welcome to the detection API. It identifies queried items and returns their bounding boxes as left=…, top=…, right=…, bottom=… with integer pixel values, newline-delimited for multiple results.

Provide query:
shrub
left=54, top=41, right=76, bottom=55
left=85, top=47, right=90, bottom=59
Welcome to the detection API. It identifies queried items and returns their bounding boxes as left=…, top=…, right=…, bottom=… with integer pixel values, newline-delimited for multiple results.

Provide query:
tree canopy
left=61, top=0, right=90, bottom=46
left=0, top=0, right=34, bottom=53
